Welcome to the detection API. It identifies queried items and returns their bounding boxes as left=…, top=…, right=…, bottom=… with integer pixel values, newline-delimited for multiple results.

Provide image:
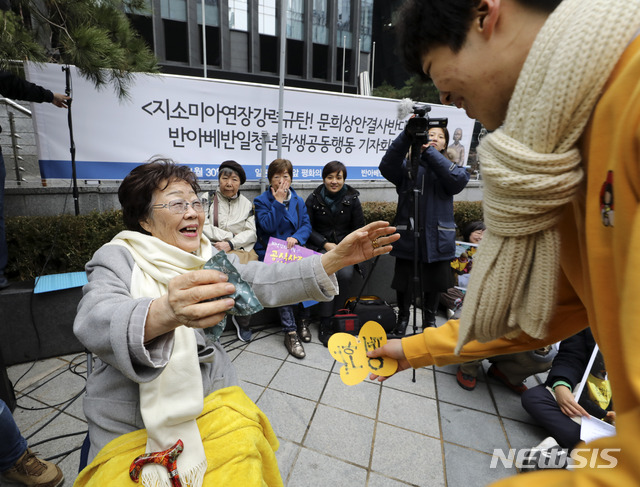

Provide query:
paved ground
left=2, top=311, right=550, bottom=487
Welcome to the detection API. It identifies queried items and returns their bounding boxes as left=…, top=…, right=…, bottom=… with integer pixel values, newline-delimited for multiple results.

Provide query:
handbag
left=330, top=255, right=396, bottom=336
left=344, top=295, right=396, bottom=333
left=330, top=309, right=360, bottom=335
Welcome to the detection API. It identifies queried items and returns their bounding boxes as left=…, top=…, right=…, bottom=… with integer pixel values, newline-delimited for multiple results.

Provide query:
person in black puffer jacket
left=305, top=160, right=365, bottom=344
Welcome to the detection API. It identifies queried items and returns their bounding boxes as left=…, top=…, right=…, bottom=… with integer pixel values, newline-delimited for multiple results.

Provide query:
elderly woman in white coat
left=73, top=158, right=398, bottom=487
left=201, top=160, right=257, bottom=342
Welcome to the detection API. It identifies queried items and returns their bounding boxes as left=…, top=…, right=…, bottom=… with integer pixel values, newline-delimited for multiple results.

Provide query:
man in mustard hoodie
left=369, top=0, right=640, bottom=485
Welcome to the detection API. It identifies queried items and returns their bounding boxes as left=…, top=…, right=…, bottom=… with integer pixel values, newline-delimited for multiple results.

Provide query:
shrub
left=362, top=201, right=397, bottom=225
left=4, top=201, right=483, bottom=280
left=5, top=209, right=126, bottom=280
left=452, top=201, right=484, bottom=234
left=363, top=200, right=483, bottom=238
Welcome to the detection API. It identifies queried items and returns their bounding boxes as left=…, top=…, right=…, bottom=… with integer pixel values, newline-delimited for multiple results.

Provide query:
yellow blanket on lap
left=74, top=387, right=282, bottom=487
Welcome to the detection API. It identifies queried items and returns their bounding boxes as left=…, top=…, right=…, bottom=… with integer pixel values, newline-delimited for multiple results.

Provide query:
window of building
left=286, top=39, right=304, bottom=76
left=160, top=0, right=188, bottom=62
left=160, top=0, right=187, bottom=22
left=336, top=0, right=352, bottom=48
left=260, top=34, right=278, bottom=73
left=336, top=47, right=352, bottom=84
left=312, top=0, right=328, bottom=44
left=360, top=0, right=373, bottom=52
left=198, top=26, right=221, bottom=67
left=259, top=0, right=277, bottom=35
left=164, top=19, right=189, bottom=62
left=127, top=14, right=155, bottom=53
left=286, top=0, right=304, bottom=41
left=229, top=0, right=248, bottom=31
left=312, top=43, right=328, bottom=79
left=124, top=0, right=151, bottom=15
left=196, top=0, right=220, bottom=26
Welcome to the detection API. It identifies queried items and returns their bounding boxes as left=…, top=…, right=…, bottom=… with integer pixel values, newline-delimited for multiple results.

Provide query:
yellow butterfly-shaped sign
left=328, top=321, right=398, bottom=386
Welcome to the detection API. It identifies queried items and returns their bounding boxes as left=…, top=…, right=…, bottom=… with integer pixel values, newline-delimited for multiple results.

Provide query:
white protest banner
left=25, top=62, right=476, bottom=181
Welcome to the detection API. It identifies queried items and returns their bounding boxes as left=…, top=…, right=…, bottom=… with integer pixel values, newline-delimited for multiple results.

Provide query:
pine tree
left=0, top=0, right=158, bottom=97
left=372, top=75, right=440, bottom=105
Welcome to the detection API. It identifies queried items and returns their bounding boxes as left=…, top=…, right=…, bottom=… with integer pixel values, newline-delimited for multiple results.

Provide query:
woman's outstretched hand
left=145, top=269, right=236, bottom=342
left=320, top=221, right=399, bottom=275
left=367, top=339, right=411, bottom=382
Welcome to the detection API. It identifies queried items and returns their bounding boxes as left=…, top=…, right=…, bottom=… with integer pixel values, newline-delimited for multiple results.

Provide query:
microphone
left=397, top=98, right=415, bottom=119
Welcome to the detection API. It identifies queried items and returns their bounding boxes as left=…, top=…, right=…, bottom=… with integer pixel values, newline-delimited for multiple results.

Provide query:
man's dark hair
left=395, top=0, right=562, bottom=78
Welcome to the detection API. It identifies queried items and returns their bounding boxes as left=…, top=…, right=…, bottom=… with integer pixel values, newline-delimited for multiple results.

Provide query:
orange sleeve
left=402, top=269, right=590, bottom=368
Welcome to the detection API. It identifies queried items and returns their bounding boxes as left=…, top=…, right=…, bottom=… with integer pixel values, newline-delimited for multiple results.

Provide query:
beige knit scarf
left=109, top=231, right=213, bottom=487
left=456, top=0, right=640, bottom=353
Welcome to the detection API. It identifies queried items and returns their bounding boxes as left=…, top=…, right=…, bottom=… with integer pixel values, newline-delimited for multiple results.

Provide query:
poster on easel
left=451, top=241, right=479, bottom=290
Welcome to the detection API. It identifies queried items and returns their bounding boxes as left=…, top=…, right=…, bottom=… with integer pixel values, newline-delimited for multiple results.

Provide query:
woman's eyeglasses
left=152, top=199, right=204, bottom=214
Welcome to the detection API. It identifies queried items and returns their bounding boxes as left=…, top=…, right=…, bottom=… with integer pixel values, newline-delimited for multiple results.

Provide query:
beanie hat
left=218, top=160, right=246, bottom=185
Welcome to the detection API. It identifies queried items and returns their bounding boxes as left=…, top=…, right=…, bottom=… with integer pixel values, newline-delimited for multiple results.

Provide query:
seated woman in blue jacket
left=254, top=158, right=312, bottom=359
left=379, top=125, right=470, bottom=334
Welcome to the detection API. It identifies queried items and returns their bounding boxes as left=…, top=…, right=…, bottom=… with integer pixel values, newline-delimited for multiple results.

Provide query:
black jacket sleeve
left=0, top=70, right=54, bottom=103
left=545, top=328, right=595, bottom=389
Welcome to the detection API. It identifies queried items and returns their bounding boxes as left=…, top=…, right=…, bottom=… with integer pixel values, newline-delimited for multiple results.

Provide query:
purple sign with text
left=264, top=238, right=320, bottom=307
left=264, top=237, right=320, bottom=264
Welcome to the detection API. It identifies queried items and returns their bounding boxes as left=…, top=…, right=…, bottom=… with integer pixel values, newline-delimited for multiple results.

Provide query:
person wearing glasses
left=73, top=158, right=399, bottom=486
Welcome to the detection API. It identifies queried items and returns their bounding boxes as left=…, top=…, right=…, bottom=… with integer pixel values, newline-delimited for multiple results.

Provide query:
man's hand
left=52, top=93, right=70, bottom=108
left=366, top=338, right=411, bottom=382
left=555, top=385, right=590, bottom=418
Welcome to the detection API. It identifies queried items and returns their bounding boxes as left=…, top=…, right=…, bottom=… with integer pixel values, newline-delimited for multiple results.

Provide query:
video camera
left=405, top=104, right=448, bottom=145
left=404, top=104, right=448, bottom=180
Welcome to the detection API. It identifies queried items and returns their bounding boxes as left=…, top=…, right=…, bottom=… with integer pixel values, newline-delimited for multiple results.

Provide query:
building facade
left=127, top=0, right=374, bottom=93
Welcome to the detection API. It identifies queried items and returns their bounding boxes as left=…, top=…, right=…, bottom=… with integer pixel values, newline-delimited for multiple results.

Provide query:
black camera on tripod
left=405, top=103, right=448, bottom=145
left=405, top=104, right=448, bottom=179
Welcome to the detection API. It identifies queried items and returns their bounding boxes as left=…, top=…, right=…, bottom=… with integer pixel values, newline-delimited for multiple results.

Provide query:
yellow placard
left=328, top=321, right=398, bottom=386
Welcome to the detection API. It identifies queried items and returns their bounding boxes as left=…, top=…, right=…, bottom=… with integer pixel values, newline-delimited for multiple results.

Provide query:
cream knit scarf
left=109, top=231, right=213, bottom=487
left=456, top=0, right=640, bottom=353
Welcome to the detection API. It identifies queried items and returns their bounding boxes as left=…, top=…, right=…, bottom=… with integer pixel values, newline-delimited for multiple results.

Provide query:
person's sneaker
left=298, top=319, right=312, bottom=343
left=0, top=274, right=9, bottom=290
left=284, top=331, right=305, bottom=359
left=456, top=366, right=477, bottom=391
left=1, top=448, right=64, bottom=487
left=231, top=315, right=252, bottom=342
left=520, top=437, right=567, bottom=470
left=487, top=363, right=528, bottom=394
